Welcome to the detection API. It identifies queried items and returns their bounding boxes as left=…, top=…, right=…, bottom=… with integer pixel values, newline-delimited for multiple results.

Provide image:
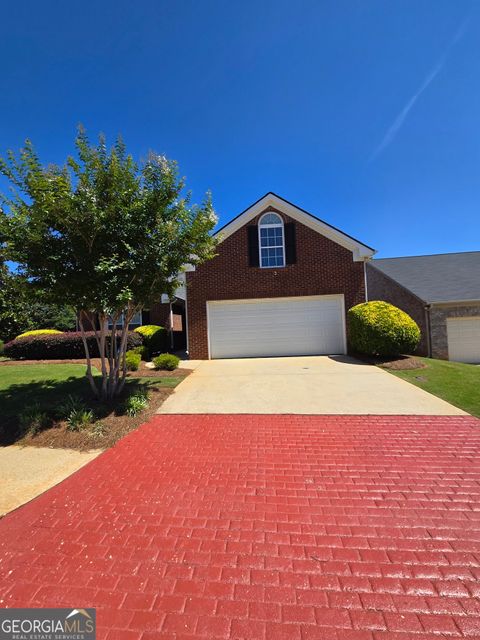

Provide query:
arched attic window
left=258, top=212, right=285, bottom=268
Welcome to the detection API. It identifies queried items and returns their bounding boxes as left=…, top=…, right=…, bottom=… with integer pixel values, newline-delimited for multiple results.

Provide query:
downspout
left=363, top=258, right=370, bottom=302
left=169, top=302, right=174, bottom=350
left=424, top=304, right=432, bottom=358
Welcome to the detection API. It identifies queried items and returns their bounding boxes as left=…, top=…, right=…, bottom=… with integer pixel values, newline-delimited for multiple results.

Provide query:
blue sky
left=1, top=0, right=479, bottom=258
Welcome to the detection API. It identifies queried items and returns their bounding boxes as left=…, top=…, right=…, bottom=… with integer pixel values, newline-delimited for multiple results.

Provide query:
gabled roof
left=215, top=192, right=375, bottom=261
left=372, top=251, right=480, bottom=304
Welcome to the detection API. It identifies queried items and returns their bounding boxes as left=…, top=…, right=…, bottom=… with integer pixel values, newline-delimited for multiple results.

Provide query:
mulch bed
left=354, top=353, right=426, bottom=370
left=1, top=357, right=190, bottom=452
left=16, top=383, right=174, bottom=452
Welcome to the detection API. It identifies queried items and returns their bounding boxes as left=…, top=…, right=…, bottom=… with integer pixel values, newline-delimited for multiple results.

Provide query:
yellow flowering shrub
left=348, top=301, right=420, bottom=357
left=15, top=329, right=63, bottom=340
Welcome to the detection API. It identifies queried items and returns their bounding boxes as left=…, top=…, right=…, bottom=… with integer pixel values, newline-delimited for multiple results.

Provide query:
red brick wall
left=366, top=264, right=428, bottom=355
left=187, top=208, right=366, bottom=358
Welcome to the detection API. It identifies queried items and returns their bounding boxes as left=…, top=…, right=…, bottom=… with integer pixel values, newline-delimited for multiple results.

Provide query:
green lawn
left=0, top=364, right=181, bottom=443
left=389, top=357, right=480, bottom=417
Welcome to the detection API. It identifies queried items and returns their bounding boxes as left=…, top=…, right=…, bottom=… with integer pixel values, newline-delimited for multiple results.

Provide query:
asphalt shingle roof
left=372, top=251, right=480, bottom=304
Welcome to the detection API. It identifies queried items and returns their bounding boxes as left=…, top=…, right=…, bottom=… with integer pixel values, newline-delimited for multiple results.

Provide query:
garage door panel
left=447, top=317, right=480, bottom=363
left=207, top=295, right=346, bottom=359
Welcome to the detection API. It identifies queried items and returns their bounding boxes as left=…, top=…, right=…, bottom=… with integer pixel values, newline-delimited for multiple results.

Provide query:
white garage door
left=207, top=295, right=346, bottom=359
left=447, top=317, right=480, bottom=363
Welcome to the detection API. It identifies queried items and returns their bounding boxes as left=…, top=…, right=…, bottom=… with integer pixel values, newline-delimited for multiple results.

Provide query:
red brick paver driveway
left=1, top=415, right=480, bottom=639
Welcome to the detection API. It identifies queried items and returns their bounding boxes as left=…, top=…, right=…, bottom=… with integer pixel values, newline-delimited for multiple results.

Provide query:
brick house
left=185, top=193, right=375, bottom=359
left=367, top=252, right=480, bottom=363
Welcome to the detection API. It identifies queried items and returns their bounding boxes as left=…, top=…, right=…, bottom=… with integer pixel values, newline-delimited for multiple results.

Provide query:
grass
left=0, top=363, right=183, bottom=447
left=389, top=357, right=480, bottom=418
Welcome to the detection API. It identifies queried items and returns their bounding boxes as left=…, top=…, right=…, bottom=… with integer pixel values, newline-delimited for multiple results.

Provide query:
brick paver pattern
left=1, top=415, right=480, bottom=639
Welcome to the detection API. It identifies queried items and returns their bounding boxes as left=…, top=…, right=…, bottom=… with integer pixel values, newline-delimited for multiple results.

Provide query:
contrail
left=370, top=17, right=470, bottom=162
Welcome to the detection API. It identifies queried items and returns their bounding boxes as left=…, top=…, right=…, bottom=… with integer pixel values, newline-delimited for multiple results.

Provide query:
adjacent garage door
left=447, top=317, right=480, bottom=363
left=207, top=295, right=346, bottom=359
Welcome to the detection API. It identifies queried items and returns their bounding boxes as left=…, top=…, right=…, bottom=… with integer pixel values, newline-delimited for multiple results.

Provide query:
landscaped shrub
left=348, top=301, right=421, bottom=357
left=3, top=330, right=143, bottom=360
left=0, top=339, right=4, bottom=355
left=131, top=345, right=149, bottom=361
left=66, top=407, right=95, bottom=431
left=134, top=325, right=168, bottom=357
left=123, top=389, right=149, bottom=416
left=124, top=350, right=141, bottom=371
left=56, top=394, right=95, bottom=430
left=15, top=329, right=63, bottom=340
left=153, top=353, right=180, bottom=371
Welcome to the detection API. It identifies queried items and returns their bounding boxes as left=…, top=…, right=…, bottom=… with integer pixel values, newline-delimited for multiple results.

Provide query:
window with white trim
left=258, top=212, right=285, bottom=268
left=108, top=311, right=142, bottom=328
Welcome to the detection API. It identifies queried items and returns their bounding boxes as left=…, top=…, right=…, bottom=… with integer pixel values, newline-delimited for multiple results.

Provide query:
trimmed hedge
left=348, top=301, right=421, bottom=357
left=153, top=353, right=180, bottom=371
left=134, top=324, right=168, bottom=357
left=15, top=329, right=63, bottom=340
left=4, top=330, right=143, bottom=360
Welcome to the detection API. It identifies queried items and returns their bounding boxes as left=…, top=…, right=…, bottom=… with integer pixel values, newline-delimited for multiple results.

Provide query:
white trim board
left=214, top=193, right=375, bottom=262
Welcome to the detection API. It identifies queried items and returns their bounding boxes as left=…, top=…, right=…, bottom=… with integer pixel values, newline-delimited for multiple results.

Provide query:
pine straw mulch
left=1, top=359, right=190, bottom=452
left=354, top=354, right=427, bottom=370
left=15, top=383, right=175, bottom=452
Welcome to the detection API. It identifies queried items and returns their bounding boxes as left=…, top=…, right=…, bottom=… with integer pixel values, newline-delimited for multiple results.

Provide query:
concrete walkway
left=0, top=446, right=100, bottom=515
left=158, top=355, right=466, bottom=415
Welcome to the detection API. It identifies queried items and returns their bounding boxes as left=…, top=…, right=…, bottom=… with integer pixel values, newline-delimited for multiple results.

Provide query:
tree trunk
left=78, top=311, right=99, bottom=398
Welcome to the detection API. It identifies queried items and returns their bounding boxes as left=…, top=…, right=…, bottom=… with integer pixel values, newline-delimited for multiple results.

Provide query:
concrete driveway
left=159, top=355, right=466, bottom=415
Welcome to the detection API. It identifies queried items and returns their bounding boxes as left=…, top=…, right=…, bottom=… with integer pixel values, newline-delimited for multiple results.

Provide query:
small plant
left=124, top=350, right=141, bottom=371
left=153, top=353, right=180, bottom=371
left=56, top=394, right=85, bottom=419
left=18, top=405, right=50, bottom=435
left=123, top=390, right=149, bottom=416
left=91, top=421, right=107, bottom=437
left=56, top=394, right=94, bottom=431
left=0, top=339, right=4, bottom=355
left=15, top=329, right=63, bottom=340
left=67, top=408, right=95, bottom=431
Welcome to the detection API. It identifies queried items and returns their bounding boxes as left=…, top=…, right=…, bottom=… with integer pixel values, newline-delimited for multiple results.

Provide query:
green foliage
left=153, top=353, right=180, bottom=371
left=348, top=301, right=421, bottom=357
left=124, top=350, right=141, bottom=371
left=123, top=389, right=149, bottom=416
left=131, top=345, right=149, bottom=361
left=27, top=302, right=77, bottom=332
left=67, top=408, right=95, bottom=431
left=57, top=394, right=94, bottom=431
left=135, top=324, right=167, bottom=357
left=4, top=330, right=142, bottom=360
left=0, top=128, right=217, bottom=398
left=0, top=264, right=32, bottom=342
left=91, top=421, right=107, bottom=437
left=16, top=329, right=63, bottom=339
left=0, top=264, right=76, bottom=342
left=0, top=339, right=4, bottom=355
left=18, top=404, right=51, bottom=435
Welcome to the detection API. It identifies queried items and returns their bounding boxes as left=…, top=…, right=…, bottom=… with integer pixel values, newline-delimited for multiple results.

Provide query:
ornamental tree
left=0, top=129, right=217, bottom=398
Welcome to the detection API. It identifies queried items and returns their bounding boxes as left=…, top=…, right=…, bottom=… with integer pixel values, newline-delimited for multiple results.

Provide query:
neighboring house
left=185, top=192, right=375, bottom=359
left=367, top=252, right=480, bottom=363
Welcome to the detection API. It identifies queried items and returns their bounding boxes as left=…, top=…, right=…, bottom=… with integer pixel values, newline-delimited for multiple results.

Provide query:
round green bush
left=153, top=353, right=180, bottom=371
left=134, top=325, right=167, bottom=357
left=348, top=301, right=421, bottom=357
left=124, top=350, right=141, bottom=371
